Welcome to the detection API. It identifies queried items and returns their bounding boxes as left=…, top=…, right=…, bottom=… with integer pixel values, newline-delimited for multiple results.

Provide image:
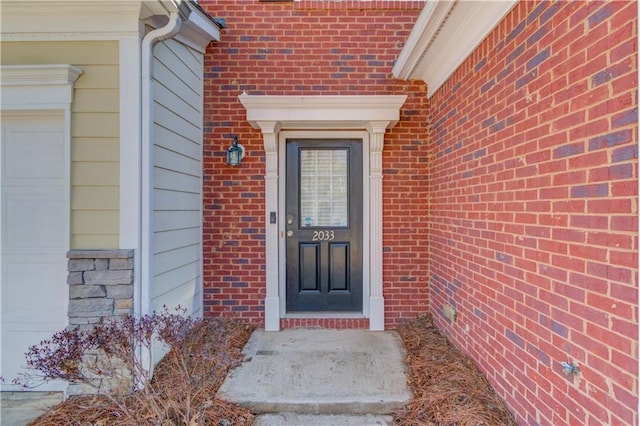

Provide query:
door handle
left=286, top=230, right=294, bottom=238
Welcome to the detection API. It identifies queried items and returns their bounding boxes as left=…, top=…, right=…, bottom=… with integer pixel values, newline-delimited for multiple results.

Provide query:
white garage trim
left=1, top=65, right=83, bottom=110
left=1, top=64, right=81, bottom=391
left=1, top=63, right=82, bottom=256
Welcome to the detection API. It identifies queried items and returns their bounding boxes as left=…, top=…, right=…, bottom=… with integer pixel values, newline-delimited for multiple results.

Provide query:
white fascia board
left=174, top=3, right=221, bottom=52
left=144, top=1, right=220, bottom=52
left=392, top=1, right=455, bottom=80
left=393, top=0, right=517, bottom=97
left=0, top=1, right=143, bottom=39
left=239, top=94, right=408, bottom=129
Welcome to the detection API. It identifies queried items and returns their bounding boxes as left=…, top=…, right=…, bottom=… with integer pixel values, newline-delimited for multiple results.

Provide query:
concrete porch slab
left=217, top=329, right=412, bottom=415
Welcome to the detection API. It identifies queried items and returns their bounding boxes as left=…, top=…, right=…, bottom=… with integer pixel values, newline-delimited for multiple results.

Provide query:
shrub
left=19, top=314, right=254, bottom=425
left=14, top=308, right=216, bottom=423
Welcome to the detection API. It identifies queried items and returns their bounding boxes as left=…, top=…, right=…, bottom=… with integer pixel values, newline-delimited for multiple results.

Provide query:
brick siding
left=201, top=0, right=429, bottom=328
left=201, top=0, right=637, bottom=423
left=429, top=1, right=638, bottom=424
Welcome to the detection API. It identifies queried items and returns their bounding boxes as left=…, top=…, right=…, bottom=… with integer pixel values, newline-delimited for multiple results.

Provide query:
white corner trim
left=118, top=36, right=143, bottom=331
left=1, top=65, right=83, bottom=109
left=392, top=0, right=517, bottom=97
left=238, top=94, right=407, bottom=331
left=119, top=38, right=142, bottom=251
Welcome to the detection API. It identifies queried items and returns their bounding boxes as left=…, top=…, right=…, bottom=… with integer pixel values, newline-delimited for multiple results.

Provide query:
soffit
left=392, top=0, right=517, bottom=97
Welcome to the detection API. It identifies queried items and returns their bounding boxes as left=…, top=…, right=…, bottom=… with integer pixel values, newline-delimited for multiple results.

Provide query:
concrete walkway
left=1, top=392, right=63, bottom=426
left=217, top=329, right=412, bottom=425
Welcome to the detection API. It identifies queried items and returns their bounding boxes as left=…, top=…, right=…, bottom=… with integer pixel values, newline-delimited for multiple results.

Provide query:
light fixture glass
left=226, top=136, right=245, bottom=166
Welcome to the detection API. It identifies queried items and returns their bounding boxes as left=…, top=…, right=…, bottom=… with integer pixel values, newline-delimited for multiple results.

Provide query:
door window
left=300, top=149, right=348, bottom=228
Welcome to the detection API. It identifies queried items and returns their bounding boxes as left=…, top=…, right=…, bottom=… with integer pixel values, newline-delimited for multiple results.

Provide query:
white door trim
left=238, top=94, right=406, bottom=331
left=278, top=130, right=371, bottom=319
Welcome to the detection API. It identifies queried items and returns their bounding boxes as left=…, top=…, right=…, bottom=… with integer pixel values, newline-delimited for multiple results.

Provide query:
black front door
left=286, top=139, right=363, bottom=312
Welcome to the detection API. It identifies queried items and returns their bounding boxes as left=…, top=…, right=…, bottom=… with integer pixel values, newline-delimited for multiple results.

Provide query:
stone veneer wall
left=67, top=250, right=134, bottom=330
left=66, top=250, right=135, bottom=396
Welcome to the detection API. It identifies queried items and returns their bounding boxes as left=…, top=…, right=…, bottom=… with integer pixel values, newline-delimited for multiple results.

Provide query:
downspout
left=138, top=12, right=183, bottom=328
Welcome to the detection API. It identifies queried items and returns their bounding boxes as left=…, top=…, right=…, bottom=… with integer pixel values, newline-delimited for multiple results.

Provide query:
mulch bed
left=28, top=318, right=255, bottom=426
left=393, top=314, right=517, bottom=425
left=30, top=315, right=515, bottom=425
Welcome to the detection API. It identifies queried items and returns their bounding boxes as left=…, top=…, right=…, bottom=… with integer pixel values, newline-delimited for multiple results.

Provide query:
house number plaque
left=312, top=230, right=335, bottom=241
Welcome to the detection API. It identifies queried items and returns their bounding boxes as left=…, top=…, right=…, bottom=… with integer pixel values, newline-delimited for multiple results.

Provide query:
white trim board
left=278, top=130, right=371, bottom=320
left=392, top=0, right=517, bottom=97
left=238, top=94, right=407, bottom=331
left=0, top=64, right=81, bottom=392
left=1, top=65, right=83, bottom=110
left=0, top=0, right=220, bottom=50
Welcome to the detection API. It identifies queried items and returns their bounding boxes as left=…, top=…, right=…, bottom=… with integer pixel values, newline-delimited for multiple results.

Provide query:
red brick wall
left=201, top=0, right=430, bottom=328
left=429, top=1, right=638, bottom=424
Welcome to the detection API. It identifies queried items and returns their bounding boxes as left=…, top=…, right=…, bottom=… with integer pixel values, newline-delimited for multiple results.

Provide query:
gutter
left=136, top=8, right=188, bottom=378
left=138, top=8, right=188, bottom=323
left=131, top=0, right=220, bottom=379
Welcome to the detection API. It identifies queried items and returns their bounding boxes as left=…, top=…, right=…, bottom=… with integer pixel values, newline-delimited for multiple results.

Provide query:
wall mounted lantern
left=226, top=135, right=245, bottom=166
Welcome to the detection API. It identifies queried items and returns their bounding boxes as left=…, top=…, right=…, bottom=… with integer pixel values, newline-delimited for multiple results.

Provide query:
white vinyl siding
left=150, top=39, right=204, bottom=319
